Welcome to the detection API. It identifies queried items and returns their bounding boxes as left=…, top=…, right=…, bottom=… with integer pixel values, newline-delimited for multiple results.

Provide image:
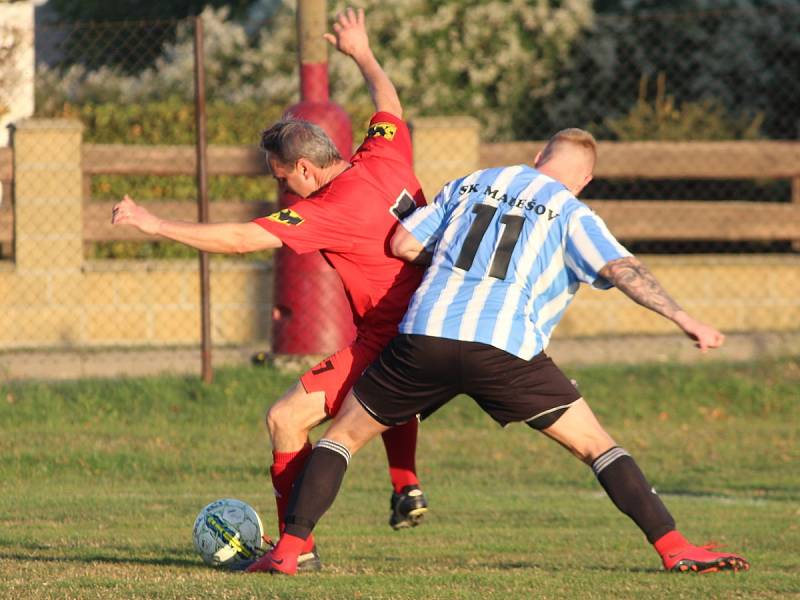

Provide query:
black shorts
left=352, top=334, right=581, bottom=429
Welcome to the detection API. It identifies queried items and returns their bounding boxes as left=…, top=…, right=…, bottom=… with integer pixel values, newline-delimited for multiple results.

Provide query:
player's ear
left=296, top=158, right=313, bottom=179
left=533, top=151, right=543, bottom=167
left=574, top=173, right=593, bottom=197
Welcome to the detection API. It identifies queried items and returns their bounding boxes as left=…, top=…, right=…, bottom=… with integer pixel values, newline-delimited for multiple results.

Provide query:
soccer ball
left=192, top=498, right=265, bottom=569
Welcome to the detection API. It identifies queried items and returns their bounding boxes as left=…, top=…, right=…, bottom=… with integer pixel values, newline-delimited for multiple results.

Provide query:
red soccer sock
left=270, top=443, right=315, bottom=553
left=380, top=419, right=420, bottom=493
left=653, top=530, right=690, bottom=558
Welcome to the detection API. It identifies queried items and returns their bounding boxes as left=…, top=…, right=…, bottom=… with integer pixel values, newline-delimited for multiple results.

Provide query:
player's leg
left=380, top=419, right=427, bottom=529
left=248, top=390, right=392, bottom=574
left=321, top=336, right=427, bottom=529
left=466, top=347, right=748, bottom=573
left=264, top=380, right=328, bottom=570
left=352, top=340, right=428, bottom=530
left=248, top=334, right=459, bottom=574
left=540, top=398, right=748, bottom=572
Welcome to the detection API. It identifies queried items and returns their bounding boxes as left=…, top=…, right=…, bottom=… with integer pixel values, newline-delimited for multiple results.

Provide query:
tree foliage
left=543, top=0, right=800, bottom=139
left=38, top=1, right=594, bottom=140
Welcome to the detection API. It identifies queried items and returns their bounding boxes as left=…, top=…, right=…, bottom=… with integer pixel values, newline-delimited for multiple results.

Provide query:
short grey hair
left=259, top=119, right=342, bottom=170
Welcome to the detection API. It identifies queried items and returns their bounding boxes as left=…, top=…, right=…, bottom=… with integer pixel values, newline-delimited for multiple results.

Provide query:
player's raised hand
left=323, top=7, right=369, bottom=60
left=111, top=195, right=161, bottom=235
left=674, top=312, right=725, bottom=352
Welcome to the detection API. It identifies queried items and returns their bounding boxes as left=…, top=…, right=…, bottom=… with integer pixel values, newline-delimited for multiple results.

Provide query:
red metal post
left=272, top=0, right=356, bottom=354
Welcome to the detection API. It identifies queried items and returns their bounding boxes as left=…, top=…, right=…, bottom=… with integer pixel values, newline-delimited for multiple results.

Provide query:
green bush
left=605, top=73, right=764, bottom=141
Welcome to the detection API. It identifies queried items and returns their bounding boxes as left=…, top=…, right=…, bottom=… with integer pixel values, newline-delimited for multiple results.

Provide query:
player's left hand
left=323, top=7, right=369, bottom=60
left=111, top=195, right=162, bottom=235
left=674, top=312, right=725, bottom=352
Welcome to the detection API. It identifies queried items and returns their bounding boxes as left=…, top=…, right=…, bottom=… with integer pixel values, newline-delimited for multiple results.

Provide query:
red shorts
left=300, top=335, right=387, bottom=417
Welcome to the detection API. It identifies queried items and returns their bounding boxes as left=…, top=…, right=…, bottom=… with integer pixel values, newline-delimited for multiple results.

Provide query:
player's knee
left=574, top=436, right=616, bottom=464
left=266, top=400, right=294, bottom=437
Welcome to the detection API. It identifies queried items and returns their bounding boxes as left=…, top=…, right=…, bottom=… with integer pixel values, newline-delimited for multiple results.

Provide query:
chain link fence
left=0, top=3, right=797, bottom=379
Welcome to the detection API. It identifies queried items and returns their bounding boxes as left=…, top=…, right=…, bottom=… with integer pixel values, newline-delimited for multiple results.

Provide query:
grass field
left=1, top=357, right=798, bottom=599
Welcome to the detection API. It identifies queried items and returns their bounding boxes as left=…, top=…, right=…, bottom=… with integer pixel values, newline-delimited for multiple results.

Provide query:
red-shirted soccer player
left=112, top=7, right=429, bottom=572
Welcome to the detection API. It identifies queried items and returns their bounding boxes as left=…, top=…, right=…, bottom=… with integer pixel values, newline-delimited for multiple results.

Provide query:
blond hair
left=537, top=128, right=597, bottom=167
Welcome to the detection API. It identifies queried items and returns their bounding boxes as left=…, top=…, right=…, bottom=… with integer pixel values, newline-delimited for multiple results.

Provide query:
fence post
left=410, top=116, right=481, bottom=201
left=793, top=176, right=800, bottom=252
left=13, top=119, right=84, bottom=272
left=193, top=15, right=213, bottom=383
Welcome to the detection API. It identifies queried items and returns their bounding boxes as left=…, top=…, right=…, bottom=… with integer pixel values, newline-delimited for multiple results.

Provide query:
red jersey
left=254, top=112, right=427, bottom=345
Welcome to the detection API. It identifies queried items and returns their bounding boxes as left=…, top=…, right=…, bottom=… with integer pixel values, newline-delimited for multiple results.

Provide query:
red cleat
left=245, top=548, right=297, bottom=575
left=662, top=543, right=750, bottom=573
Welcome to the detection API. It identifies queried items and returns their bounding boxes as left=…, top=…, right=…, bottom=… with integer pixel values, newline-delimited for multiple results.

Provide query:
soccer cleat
left=245, top=548, right=297, bottom=575
left=662, top=544, right=750, bottom=573
left=296, top=545, right=322, bottom=572
left=245, top=536, right=321, bottom=574
left=389, top=485, right=429, bottom=530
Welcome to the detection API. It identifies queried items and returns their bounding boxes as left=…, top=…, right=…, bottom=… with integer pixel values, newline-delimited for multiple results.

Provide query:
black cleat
left=389, top=485, right=428, bottom=530
left=296, top=545, right=322, bottom=572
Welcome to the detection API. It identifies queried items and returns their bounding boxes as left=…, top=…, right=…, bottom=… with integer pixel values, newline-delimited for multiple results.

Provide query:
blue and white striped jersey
left=399, top=165, right=631, bottom=359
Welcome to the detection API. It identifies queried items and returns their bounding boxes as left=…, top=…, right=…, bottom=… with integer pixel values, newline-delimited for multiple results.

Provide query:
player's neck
left=319, top=160, right=351, bottom=188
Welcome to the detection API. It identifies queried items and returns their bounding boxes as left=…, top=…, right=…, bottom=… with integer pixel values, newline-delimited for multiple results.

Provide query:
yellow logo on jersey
left=367, top=122, right=397, bottom=141
left=267, top=208, right=304, bottom=226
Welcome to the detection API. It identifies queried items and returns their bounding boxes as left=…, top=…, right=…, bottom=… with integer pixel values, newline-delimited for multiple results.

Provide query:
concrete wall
left=0, top=118, right=797, bottom=351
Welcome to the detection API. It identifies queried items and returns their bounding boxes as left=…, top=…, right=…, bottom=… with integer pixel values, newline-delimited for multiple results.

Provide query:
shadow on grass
left=662, top=488, right=798, bottom=502
left=495, top=560, right=657, bottom=575
left=0, top=551, right=203, bottom=569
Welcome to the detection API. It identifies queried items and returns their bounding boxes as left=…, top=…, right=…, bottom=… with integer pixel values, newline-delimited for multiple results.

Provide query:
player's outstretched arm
left=599, top=256, right=725, bottom=352
left=323, top=7, right=402, bottom=118
left=390, top=225, right=432, bottom=266
left=111, top=195, right=282, bottom=254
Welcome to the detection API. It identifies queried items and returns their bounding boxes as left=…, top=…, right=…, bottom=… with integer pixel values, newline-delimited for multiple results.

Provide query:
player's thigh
left=299, top=340, right=378, bottom=418
left=323, top=390, right=390, bottom=454
left=464, top=346, right=581, bottom=428
left=353, top=334, right=461, bottom=426
left=540, top=398, right=617, bottom=463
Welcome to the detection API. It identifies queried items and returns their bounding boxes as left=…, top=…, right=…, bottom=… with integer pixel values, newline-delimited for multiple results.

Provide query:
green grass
left=1, top=358, right=798, bottom=599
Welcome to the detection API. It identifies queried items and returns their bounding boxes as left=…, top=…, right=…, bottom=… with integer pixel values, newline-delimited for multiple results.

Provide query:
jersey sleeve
left=564, top=206, right=632, bottom=289
left=352, top=112, right=413, bottom=166
left=252, top=198, right=354, bottom=254
left=400, top=179, right=456, bottom=251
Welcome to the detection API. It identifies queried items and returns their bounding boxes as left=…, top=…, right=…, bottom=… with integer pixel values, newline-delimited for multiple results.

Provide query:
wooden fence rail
left=2, top=141, right=800, bottom=245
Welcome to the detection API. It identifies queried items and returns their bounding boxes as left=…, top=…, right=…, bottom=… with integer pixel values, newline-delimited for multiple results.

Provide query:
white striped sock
left=591, top=447, right=631, bottom=476
left=316, top=438, right=351, bottom=465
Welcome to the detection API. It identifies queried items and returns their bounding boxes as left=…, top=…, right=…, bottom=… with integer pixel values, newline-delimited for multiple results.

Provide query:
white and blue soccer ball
left=192, top=498, right=265, bottom=569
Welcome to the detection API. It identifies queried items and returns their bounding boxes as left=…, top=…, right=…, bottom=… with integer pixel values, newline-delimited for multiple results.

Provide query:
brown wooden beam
left=83, top=200, right=275, bottom=242
left=74, top=199, right=800, bottom=244
left=587, top=200, right=800, bottom=241
left=481, top=141, right=800, bottom=179
left=82, top=145, right=267, bottom=177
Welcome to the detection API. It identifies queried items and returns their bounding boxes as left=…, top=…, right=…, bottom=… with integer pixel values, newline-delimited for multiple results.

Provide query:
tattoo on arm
left=599, top=256, right=682, bottom=319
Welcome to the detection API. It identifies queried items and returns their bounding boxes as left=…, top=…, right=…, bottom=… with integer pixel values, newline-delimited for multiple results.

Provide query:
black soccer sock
left=283, top=439, right=351, bottom=540
left=591, top=446, right=676, bottom=544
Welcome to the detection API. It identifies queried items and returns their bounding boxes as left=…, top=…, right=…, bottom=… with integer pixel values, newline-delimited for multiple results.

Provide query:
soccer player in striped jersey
left=253, top=128, right=749, bottom=575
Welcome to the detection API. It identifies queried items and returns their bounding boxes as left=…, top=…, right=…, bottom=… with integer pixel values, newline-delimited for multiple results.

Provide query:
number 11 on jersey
left=455, top=204, right=525, bottom=280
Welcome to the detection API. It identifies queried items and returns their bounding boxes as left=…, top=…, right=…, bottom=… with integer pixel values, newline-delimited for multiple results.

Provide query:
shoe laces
left=258, top=535, right=276, bottom=555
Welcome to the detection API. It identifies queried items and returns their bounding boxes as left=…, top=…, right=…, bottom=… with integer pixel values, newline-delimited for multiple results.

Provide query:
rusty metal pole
left=194, top=15, right=213, bottom=383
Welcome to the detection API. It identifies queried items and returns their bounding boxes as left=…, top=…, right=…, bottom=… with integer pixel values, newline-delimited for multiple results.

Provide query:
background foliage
left=37, top=0, right=800, bottom=142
